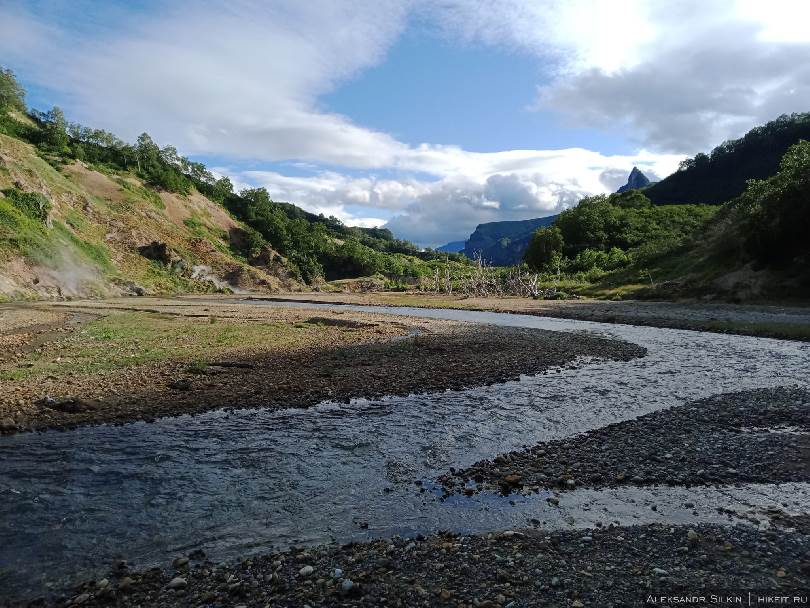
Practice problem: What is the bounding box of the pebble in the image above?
[172,556,189,569]
[118,576,135,590]
[333,568,343,578]
[169,378,192,391]
[341,578,355,593]
[652,568,669,576]
[71,593,90,605]
[166,576,187,590]
[299,565,314,576]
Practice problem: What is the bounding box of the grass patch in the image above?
[0,311,326,380]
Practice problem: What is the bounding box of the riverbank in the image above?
[0,298,644,434]
[11,520,809,607]
[255,292,810,341]
[441,386,810,496]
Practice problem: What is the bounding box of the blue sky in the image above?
[2,1,809,245]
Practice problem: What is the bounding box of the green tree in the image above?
[739,140,810,266]
[0,67,25,112]
[211,177,233,202]
[524,226,564,271]
[40,106,69,151]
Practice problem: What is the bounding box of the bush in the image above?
[2,188,51,223]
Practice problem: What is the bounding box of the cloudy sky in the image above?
[2,0,809,246]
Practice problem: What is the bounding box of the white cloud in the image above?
[436,0,810,153]
[2,0,808,243]
[230,149,681,245]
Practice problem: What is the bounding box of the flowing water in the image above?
[1,304,809,598]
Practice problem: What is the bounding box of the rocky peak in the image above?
[617,167,651,193]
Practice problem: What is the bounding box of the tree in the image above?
[211,177,233,202]
[40,106,69,151]
[524,226,564,271]
[0,67,25,112]
[136,132,159,173]
[739,140,810,266]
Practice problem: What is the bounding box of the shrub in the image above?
[2,188,51,223]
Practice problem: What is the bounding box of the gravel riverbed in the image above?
[9,521,809,607]
[0,300,644,434]
[441,387,810,496]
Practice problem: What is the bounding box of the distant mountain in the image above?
[463,216,557,266]
[616,167,652,193]
[436,240,465,253]
[646,112,810,205]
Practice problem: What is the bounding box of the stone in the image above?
[341,579,355,593]
[333,568,343,578]
[687,529,700,544]
[166,577,187,590]
[504,474,522,485]
[173,556,190,569]
[118,577,135,591]
[652,568,669,576]
[169,379,192,391]
[299,565,314,576]
[72,593,90,605]
[572,601,585,608]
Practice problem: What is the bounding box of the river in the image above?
[1,304,808,598]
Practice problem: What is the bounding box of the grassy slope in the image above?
[0,133,296,300]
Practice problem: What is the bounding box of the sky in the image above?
[1,0,809,246]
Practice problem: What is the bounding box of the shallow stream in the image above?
[1,304,808,598]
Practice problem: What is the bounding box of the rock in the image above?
[118,577,135,591]
[776,568,786,578]
[341,579,355,593]
[687,529,700,544]
[333,568,343,578]
[566,479,576,488]
[550,576,561,587]
[572,601,585,608]
[71,593,90,605]
[652,568,669,576]
[547,496,560,506]
[169,379,192,391]
[439,589,452,601]
[166,577,187,590]
[299,565,314,576]
[97,578,109,589]
[0,418,17,432]
[503,473,522,485]
[172,556,190,569]
[138,241,179,266]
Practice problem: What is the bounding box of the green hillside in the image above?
[0,68,466,300]
[646,112,810,205]
[523,140,810,302]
